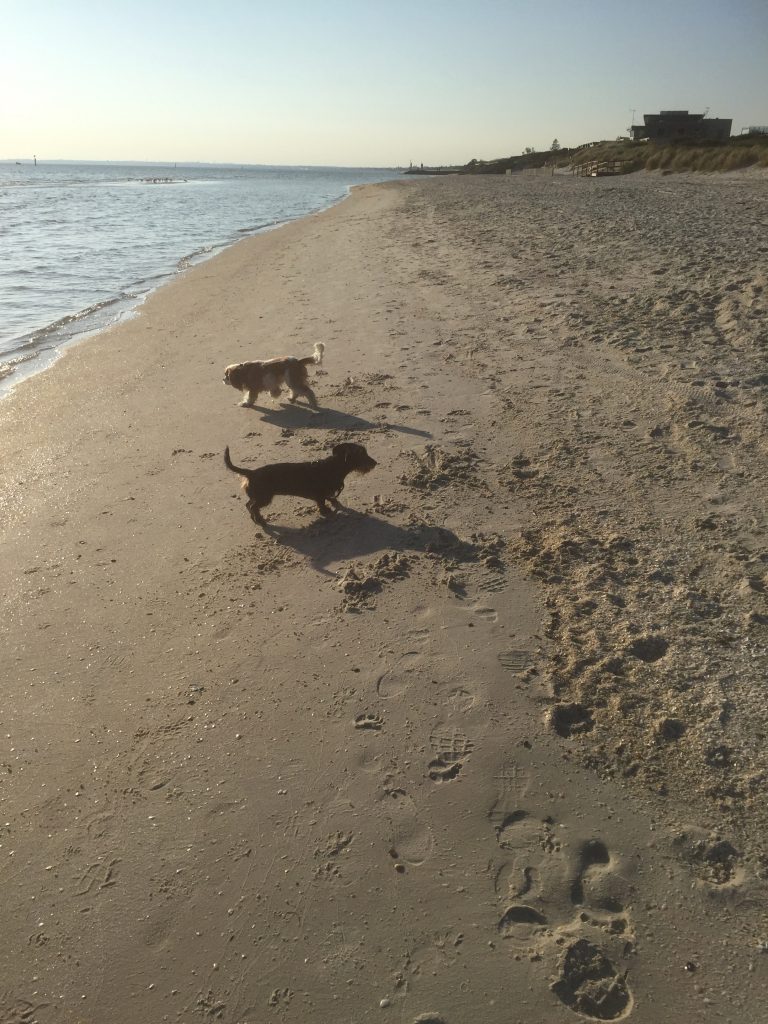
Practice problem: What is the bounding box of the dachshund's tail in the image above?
[299,342,325,366]
[224,446,251,478]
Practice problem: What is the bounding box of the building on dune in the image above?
[630,110,732,143]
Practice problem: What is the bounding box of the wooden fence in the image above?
[571,159,627,177]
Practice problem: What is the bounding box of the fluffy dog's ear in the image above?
[332,443,350,462]
[226,364,244,388]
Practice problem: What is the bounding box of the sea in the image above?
[0,161,401,395]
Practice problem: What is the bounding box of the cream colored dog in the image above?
[224,342,324,409]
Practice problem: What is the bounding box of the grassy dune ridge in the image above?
[462,132,768,175]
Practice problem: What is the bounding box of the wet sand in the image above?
[1,172,767,1023]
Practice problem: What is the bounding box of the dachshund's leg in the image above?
[246,495,273,528]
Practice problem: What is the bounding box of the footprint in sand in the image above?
[83,807,116,841]
[445,686,476,713]
[493,811,557,906]
[489,800,634,1020]
[376,650,424,699]
[427,726,474,782]
[492,762,534,802]
[495,810,557,857]
[406,625,432,645]
[387,796,434,867]
[498,647,534,674]
[551,938,633,1021]
[673,826,745,888]
[464,601,499,623]
[570,839,626,912]
[72,857,120,897]
[548,702,595,738]
[497,903,548,943]
[0,998,50,1023]
[477,570,508,595]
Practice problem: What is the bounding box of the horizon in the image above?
[4,1,767,167]
[1,158,402,169]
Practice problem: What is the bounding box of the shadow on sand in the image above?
[263,509,484,575]
[243,402,432,439]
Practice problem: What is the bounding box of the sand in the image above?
[1,171,767,1023]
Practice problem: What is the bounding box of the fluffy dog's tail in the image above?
[224,446,250,478]
[299,342,325,366]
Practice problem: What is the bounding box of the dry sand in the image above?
[1,172,767,1023]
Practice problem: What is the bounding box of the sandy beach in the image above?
[1,172,767,1023]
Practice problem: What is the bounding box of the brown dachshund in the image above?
[224,442,377,526]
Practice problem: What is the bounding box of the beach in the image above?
[1,171,767,1022]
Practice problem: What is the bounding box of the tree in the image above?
[523,146,536,154]
[550,138,561,151]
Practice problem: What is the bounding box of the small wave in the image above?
[39,297,123,334]
[127,272,170,291]
[2,294,130,362]
[0,349,45,381]
[237,222,276,234]
[177,246,214,270]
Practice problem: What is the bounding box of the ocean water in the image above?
[0,161,400,394]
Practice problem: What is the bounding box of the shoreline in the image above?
[1,169,398,400]
[1,173,766,1022]
[0,212,305,400]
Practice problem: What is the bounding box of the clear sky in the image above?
[2,0,767,166]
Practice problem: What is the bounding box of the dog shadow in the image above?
[266,509,483,575]
[244,402,431,439]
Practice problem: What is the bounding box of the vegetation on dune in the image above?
[464,148,574,174]
[460,132,768,176]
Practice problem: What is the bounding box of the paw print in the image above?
[354,712,384,731]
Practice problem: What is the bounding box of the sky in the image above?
[2,0,767,167]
